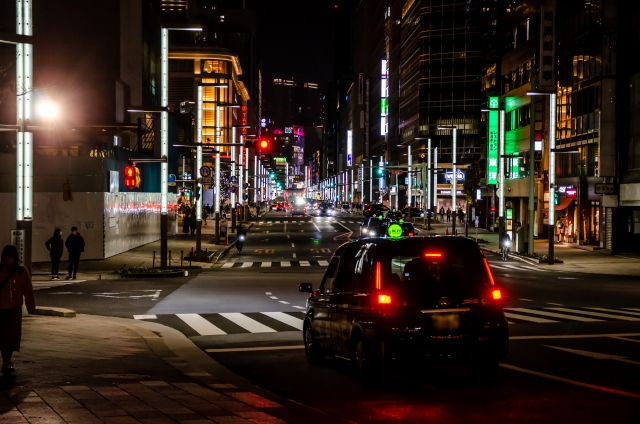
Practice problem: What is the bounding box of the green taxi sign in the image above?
[506,208,513,220]
[387,223,403,239]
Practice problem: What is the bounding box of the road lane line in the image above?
[299,261,311,266]
[623,308,640,312]
[269,296,278,299]
[505,308,602,322]
[510,333,640,340]
[281,261,291,267]
[503,265,522,270]
[222,262,235,268]
[504,312,559,323]
[134,315,157,320]
[241,262,253,268]
[292,306,305,309]
[312,222,321,232]
[206,345,304,353]
[587,308,640,317]
[293,253,297,258]
[610,336,640,343]
[177,314,226,336]
[318,260,329,266]
[520,265,548,272]
[291,243,295,247]
[261,312,304,330]
[219,313,277,333]
[261,262,271,268]
[278,301,290,305]
[518,298,534,302]
[499,363,640,399]
[546,303,564,306]
[265,292,272,295]
[287,235,290,239]
[544,307,640,321]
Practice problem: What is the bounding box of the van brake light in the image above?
[378,294,391,304]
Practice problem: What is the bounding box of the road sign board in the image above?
[200,166,212,178]
[595,183,614,195]
[201,177,212,184]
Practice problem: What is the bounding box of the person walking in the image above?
[446,208,451,223]
[202,206,208,225]
[0,245,36,375]
[555,217,564,242]
[45,228,64,280]
[189,212,197,235]
[65,227,85,280]
[457,208,464,224]
[439,208,444,223]
[182,210,191,234]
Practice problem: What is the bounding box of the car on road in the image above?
[341,204,351,213]
[291,202,307,217]
[362,204,389,218]
[316,204,333,216]
[359,217,390,238]
[386,209,403,221]
[401,207,425,219]
[298,237,508,380]
[380,221,418,237]
[274,202,286,212]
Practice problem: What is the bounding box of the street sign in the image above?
[200,166,212,178]
[10,230,24,265]
[595,183,614,195]
[168,174,176,183]
[566,188,577,198]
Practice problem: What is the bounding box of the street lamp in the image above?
[37,101,58,119]
[527,90,557,264]
[438,125,458,235]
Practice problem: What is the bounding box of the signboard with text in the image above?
[487,96,499,185]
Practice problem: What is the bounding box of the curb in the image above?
[33,306,76,317]
[99,270,189,280]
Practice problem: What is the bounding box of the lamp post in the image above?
[528,90,557,264]
[438,126,458,234]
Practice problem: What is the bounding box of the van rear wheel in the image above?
[304,325,324,364]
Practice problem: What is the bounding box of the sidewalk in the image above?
[419,220,640,276]
[31,217,251,282]
[0,313,329,424]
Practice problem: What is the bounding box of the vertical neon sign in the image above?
[487,96,499,185]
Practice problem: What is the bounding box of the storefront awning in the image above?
[555,197,574,211]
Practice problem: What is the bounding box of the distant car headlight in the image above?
[362,228,368,233]
[369,231,376,237]
[420,213,424,217]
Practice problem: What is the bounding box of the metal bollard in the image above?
[153,251,156,269]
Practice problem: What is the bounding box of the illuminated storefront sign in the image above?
[347,130,353,167]
[487,96,499,185]
[381,59,388,136]
[445,169,465,181]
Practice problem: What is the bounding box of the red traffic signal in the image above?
[124,166,140,189]
[259,139,269,149]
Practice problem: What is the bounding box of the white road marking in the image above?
[520,265,547,272]
[489,264,508,270]
[293,253,297,258]
[500,363,640,399]
[546,302,564,306]
[558,277,580,280]
[349,221,354,223]
[510,333,640,340]
[503,264,524,270]
[610,336,640,343]
[278,301,290,305]
[261,262,271,267]
[544,345,640,366]
[318,260,329,266]
[505,308,602,322]
[222,261,235,268]
[177,314,226,336]
[261,312,303,330]
[624,308,640,312]
[545,307,640,321]
[206,345,304,353]
[265,292,272,295]
[133,315,157,320]
[269,296,278,299]
[291,243,295,247]
[587,308,640,317]
[275,221,280,223]
[281,261,291,267]
[292,306,305,309]
[287,235,290,239]
[219,313,276,333]
[299,261,311,266]
[241,262,253,268]
[518,298,534,302]
[504,312,559,323]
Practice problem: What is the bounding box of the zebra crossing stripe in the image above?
[281,261,291,267]
[222,261,235,268]
[241,262,253,268]
[299,261,311,266]
[586,308,640,317]
[134,315,157,320]
[177,314,226,336]
[519,265,546,272]
[261,312,304,330]
[261,262,271,268]
[504,312,558,323]
[219,313,276,333]
[624,308,640,312]
[506,308,602,322]
[318,260,329,266]
[545,307,640,321]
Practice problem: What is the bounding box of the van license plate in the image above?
[431,314,460,331]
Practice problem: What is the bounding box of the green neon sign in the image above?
[487,96,499,185]
[506,208,513,220]
[387,223,403,239]
[274,157,287,163]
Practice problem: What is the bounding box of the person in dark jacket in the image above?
[189,213,197,235]
[65,227,85,280]
[45,228,64,280]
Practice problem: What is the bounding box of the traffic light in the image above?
[269,171,276,180]
[124,166,140,189]
[377,165,385,176]
[259,139,269,149]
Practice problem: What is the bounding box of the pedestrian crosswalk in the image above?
[488,263,549,273]
[258,220,360,224]
[134,306,640,337]
[504,307,640,324]
[134,311,306,336]
[221,260,329,269]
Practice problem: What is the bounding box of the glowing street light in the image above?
[37,101,58,119]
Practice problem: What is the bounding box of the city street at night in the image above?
[2,0,640,423]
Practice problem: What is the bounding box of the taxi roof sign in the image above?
[387,223,403,239]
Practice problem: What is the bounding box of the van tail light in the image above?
[408,232,415,237]
[491,289,501,300]
[378,294,391,304]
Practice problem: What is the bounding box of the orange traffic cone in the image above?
[446,227,449,235]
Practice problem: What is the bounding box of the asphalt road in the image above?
[35,210,640,423]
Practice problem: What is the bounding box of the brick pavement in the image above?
[0,313,312,424]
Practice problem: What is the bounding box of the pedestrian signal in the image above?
[124,166,141,189]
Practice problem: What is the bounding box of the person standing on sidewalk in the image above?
[0,245,36,375]
[65,226,85,280]
[45,228,64,280]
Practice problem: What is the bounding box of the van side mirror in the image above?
[299,283,313,293]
